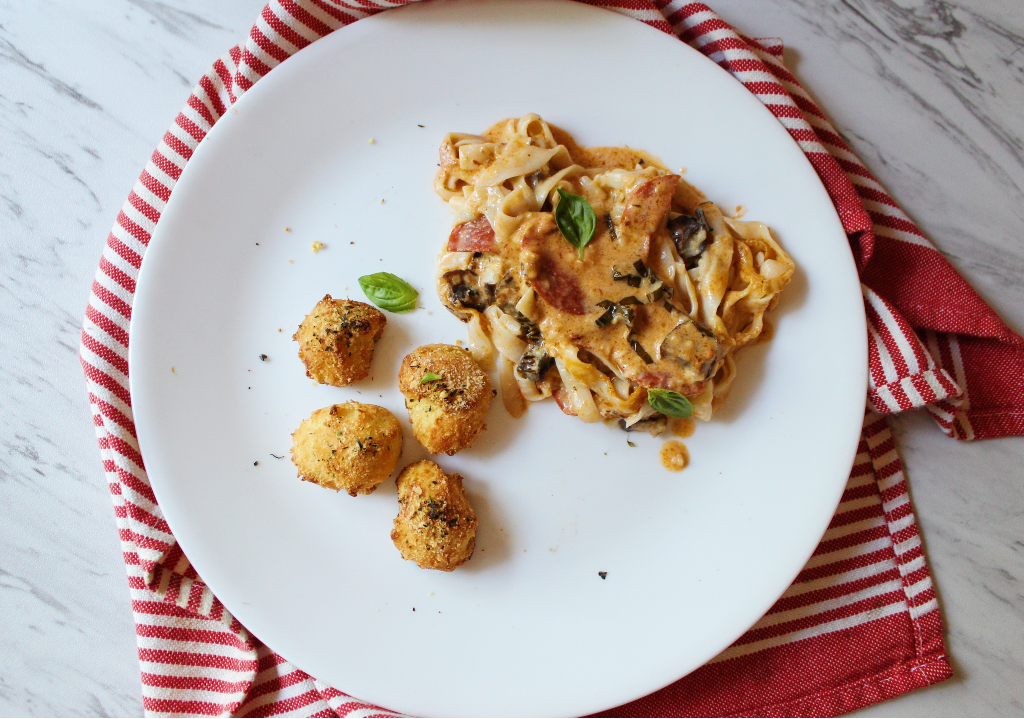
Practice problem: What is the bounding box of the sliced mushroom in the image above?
[448,217,497,252]
[492,272,522,314]
[668,209,710,269]
[618,414,667,436]
[516,340,554,382]
[659,317,719,384]
[441,270,493,317]
[501,305,541,342]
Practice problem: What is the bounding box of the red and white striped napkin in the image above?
[80,1,1024,716]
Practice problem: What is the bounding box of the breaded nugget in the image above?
[294,295,386,386]
[290,402,402,496]
[398,344,493,455]
[391,460,477,571]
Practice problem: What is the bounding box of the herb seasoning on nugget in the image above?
[290,402,402,496]
[392,460,477,571]
[294,295,386,386]
[398,344,493,455]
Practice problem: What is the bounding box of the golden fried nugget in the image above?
[398,344,493,455]
[391,460,477,571]
[293,295,386,386]
[290,402,402,496]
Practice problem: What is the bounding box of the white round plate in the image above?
[130,1,867,716]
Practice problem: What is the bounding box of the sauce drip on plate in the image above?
[670,417,696,438]
[660,440,689,472]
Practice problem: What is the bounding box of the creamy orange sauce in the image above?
[509,167,708,396]
[515,205,669,383]
[660,441,689,471]
[440,121,725,412]
[546,123,667,172]
[436,114,793,427]
[669,417,696,438]
[576,146,662,172]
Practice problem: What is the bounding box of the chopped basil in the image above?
[357,272,418,313]
[604,211,617,241]
[612,268,643,288]
[420,371,442,384]
[630,336,654,364]
[647,388,694,419]
[554,188,596,260]
[612,262,667,299]
[517,341,553,382]
[595,300,635,328]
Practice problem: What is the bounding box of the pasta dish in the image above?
[434,114,794,433]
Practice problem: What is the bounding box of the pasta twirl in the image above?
[434,114,795,433]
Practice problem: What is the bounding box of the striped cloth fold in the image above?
[80,1,1024,716]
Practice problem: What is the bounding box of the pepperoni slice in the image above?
[447,217,498,252]
[520,217,588,315]
[531,255,587,315]
[636,369,708,397]
[622,175,680,238]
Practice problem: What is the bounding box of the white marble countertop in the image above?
[1,0,1022,715]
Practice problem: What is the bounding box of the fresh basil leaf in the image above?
[357,272,418,313]
[420,371,442,384]
[554,188,597,260]
[647,388,693,419]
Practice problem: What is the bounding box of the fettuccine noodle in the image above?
[434,114,795,434]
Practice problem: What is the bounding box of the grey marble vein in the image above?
[124,0,230,38]
[742,0,1024,334]
[0,36,104,111]
[0,1,263,716]
[1,0,1022,716]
